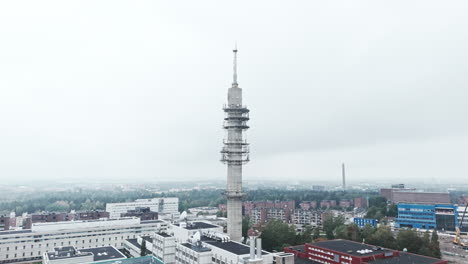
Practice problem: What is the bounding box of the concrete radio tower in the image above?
[221,46,250,241]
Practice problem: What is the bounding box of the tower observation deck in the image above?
[221,47,249,241]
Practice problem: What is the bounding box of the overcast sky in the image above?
[0,1,467,185]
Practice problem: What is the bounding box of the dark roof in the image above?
[180,222,218,230]
[80,246,126,261]
[126,238,152,255]
[157,232,172,238]
[367,252,445,264]
[294,257,321,264]
[126,238,140,248]
[311,240,392,257]
[203,238,269,256]
[142,236,152,242]
[181,242,212,252]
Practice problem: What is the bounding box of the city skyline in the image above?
[1,1,468,183]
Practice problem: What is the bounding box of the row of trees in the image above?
[255,214,441,259]
[0,189,226,215]
[259,219,313,252]
[365,196,397,221]
[1,188,381,215]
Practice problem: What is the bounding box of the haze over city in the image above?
[1,0,467,184]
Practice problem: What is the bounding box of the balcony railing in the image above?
[223,139,249,145]
[220,146,250,154]
[223,104,249,113]
[220,154,250,164]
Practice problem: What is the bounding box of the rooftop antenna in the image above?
[233,42,238,87]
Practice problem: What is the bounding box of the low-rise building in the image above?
[43,246,126,264]
[354,197,368,209]
[122,207,158,221]
[292,210,322,228]
[339,199,353,208]
[456,205,468,232]
[380,188,450,204]
[0,217,166,263]
[250,208,293,225]
[319,200,336,209]
[299,201,317,210]
[188,207,218,215]
[106,198,179,219]
[121,221,274,264]
[353,218,377,228]
[284,239,447,264]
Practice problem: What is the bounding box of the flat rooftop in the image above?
[202,237,268,256]
[126,239,152,255]
[311,240,392,257]
[367,252,444,264]
[176,222,219,230]
[80,246,126,262]
[47,246,90,261]
[156,232,172,238]
[0,229,32,236]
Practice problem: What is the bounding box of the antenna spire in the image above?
[233,43,238,86]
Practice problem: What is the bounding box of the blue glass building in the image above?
[354,218,377,227]
[395,203,458,231]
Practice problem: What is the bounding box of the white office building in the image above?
[106,198,179,219]
[42,246,126,264]
[125,221,274,264]
[0,217,166,264]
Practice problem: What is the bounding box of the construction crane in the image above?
[453,203,468,249]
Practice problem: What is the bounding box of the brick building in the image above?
[285,239,447,264]
[320,200,337,209]
[339,199,353,208]
[354,197,368,209]
[121,207,158,221]
[299,201,317,210]
[71,210,110,221]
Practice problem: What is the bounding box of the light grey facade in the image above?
[221,48,250,242]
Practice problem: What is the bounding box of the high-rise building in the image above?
[220,47,250,241]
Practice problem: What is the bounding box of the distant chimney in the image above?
[342,163,346,191]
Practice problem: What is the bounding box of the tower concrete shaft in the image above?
[221,48,249,241]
